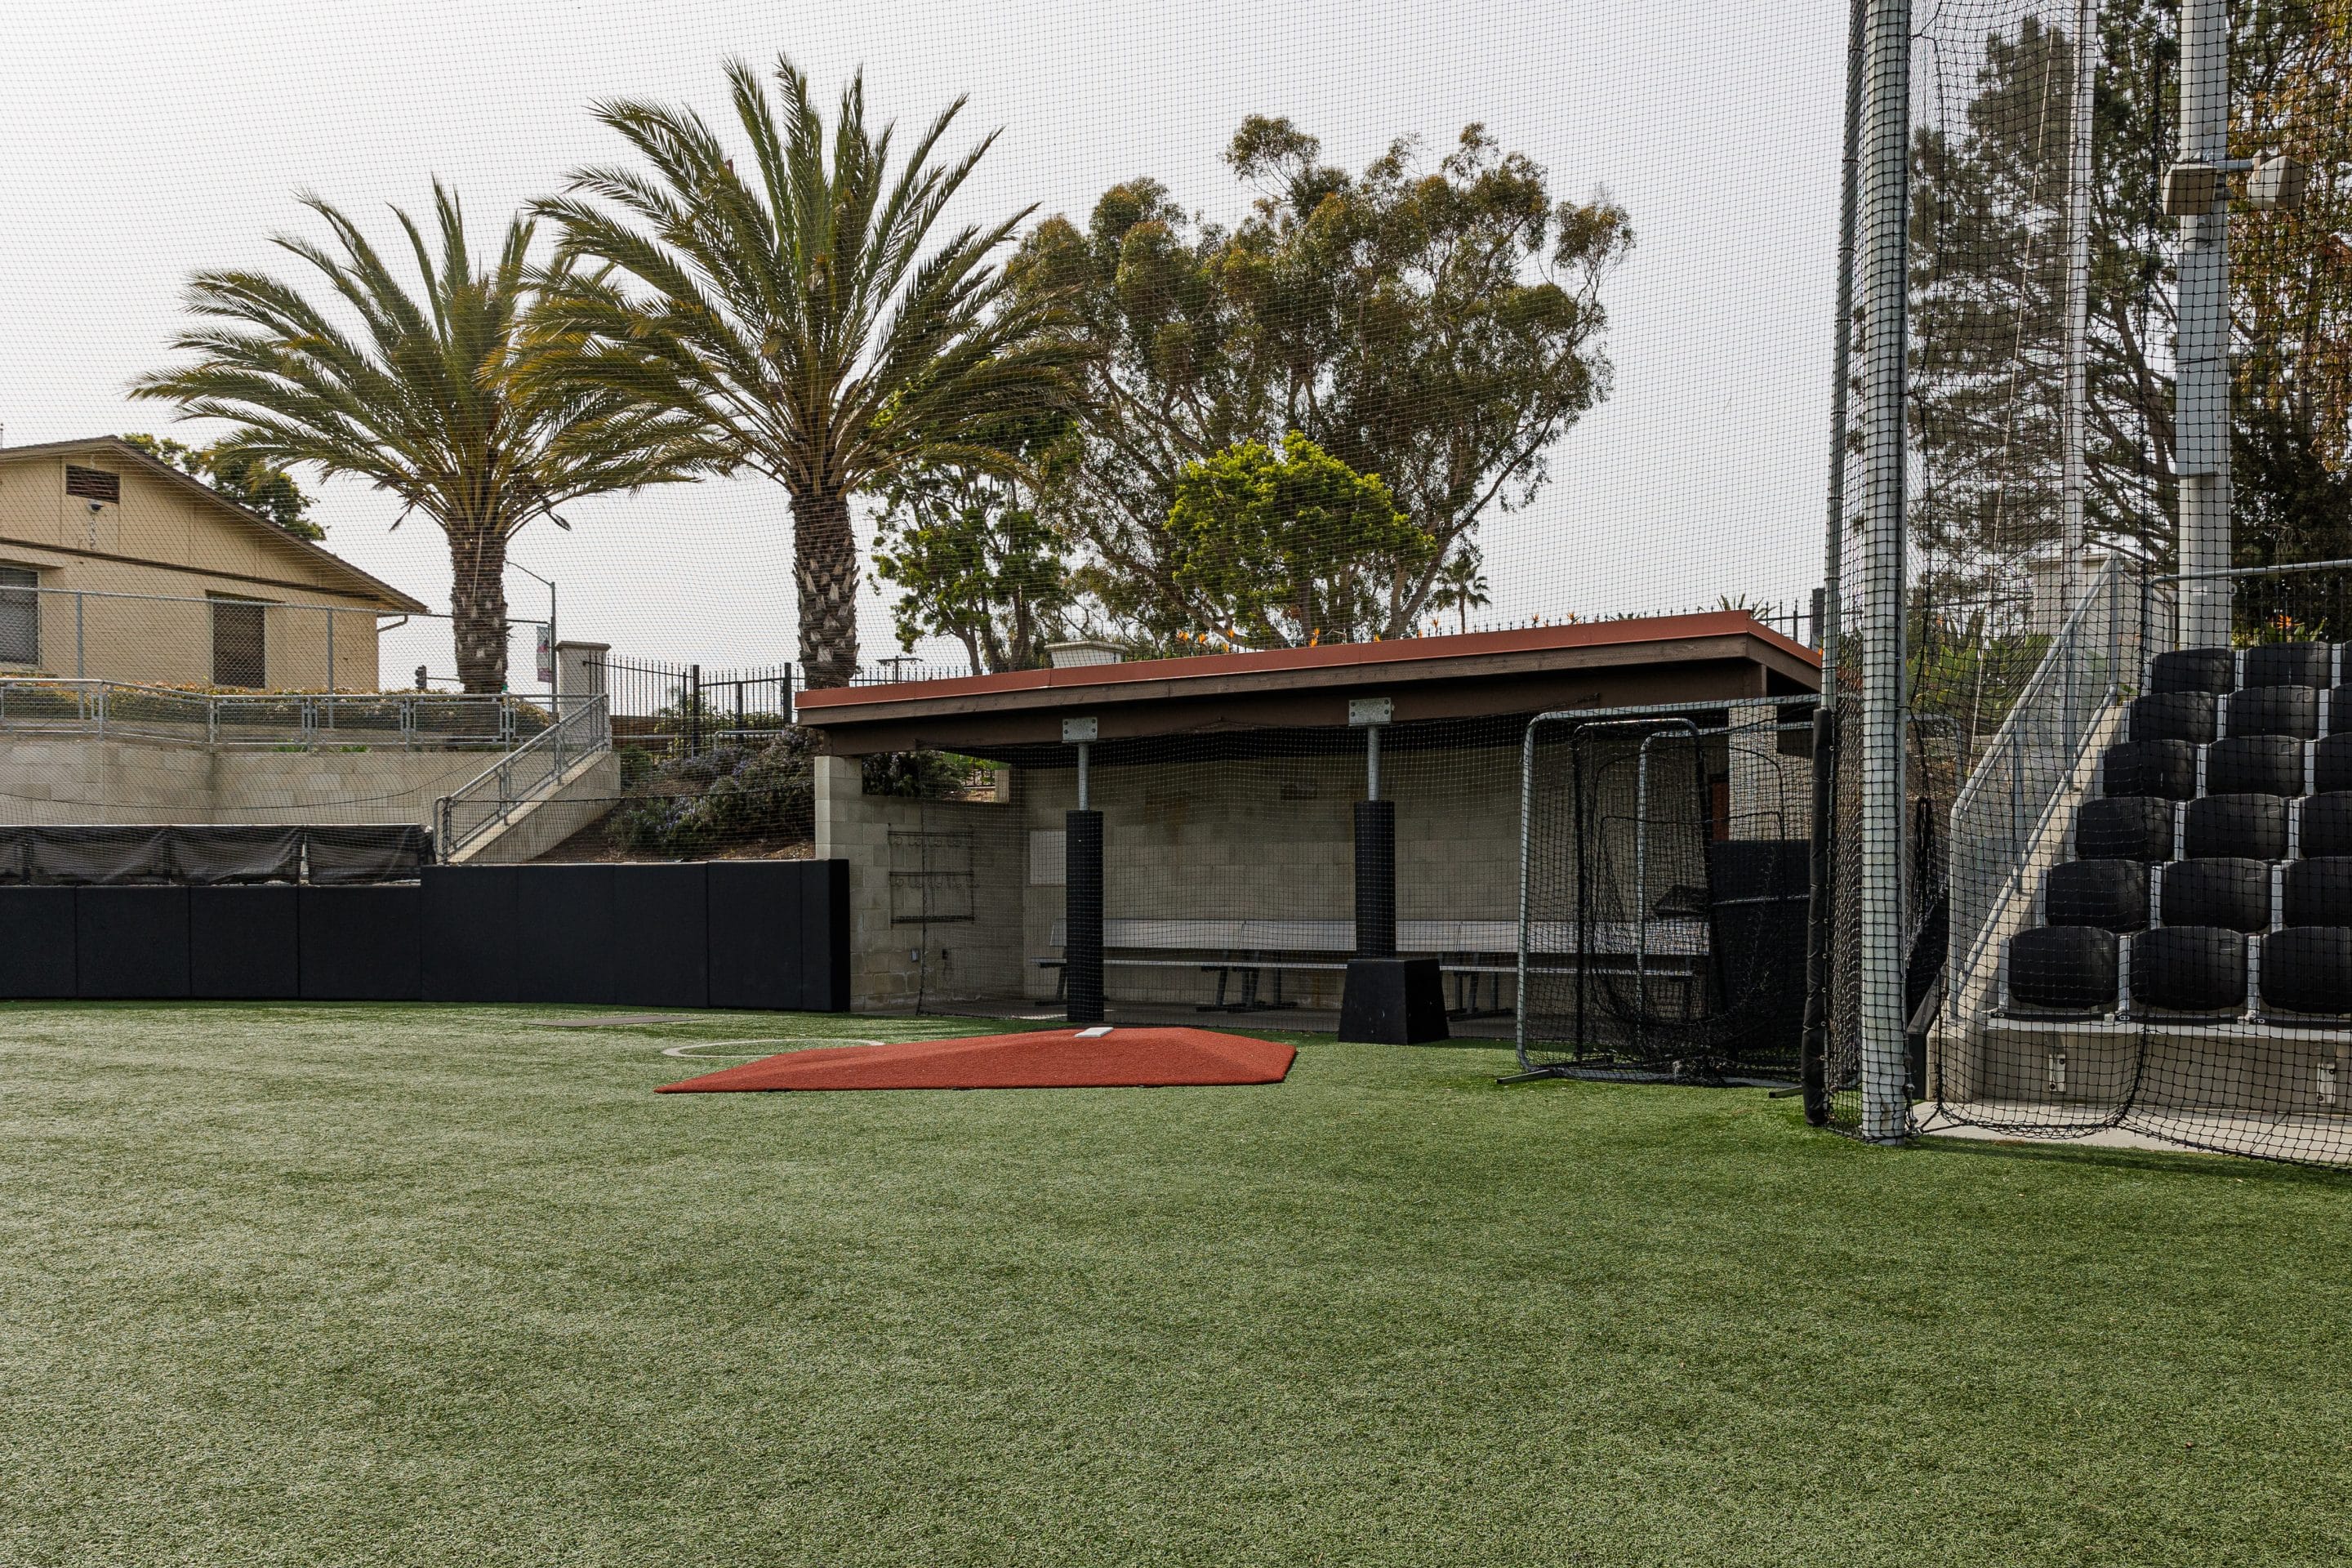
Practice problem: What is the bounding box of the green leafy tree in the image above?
[1018,118,1630,644]
[1904,0,2352,587]
[872,412,1077,673]
[119,433,322,539]
[133,185,715,691]
[528,56,1082,688]
[1164,431,1432,646]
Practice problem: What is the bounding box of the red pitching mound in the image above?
[656,1027,1295,1093]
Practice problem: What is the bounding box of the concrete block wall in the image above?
[817,755,1027,1011]
[0,737,500,826]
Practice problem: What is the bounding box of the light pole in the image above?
[508,559,557,708]
[2165,2,2310,648]
[2173,0,2233,648]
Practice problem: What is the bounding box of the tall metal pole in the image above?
[1821,0,1868,703]
[1802,0,1870,1125]
[2062,0,2102,613]
[2176,0,2232,647]
[1857,0,1913,1141]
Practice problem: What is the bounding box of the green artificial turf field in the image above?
[2,1003,2348,1566]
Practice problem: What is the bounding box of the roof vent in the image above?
[1046,639,1123,669]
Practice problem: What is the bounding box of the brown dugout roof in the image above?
[795,611,1821,755]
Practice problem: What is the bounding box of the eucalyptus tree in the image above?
[135,185,716,692]
[530,55,1078,687]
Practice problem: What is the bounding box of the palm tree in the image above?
[134,185,719,692]
[1430,546,1493,635]
[527,55,1079,688]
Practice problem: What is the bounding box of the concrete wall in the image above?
[0,454,388,688]
[816,755,1026,1011]
[0,736,498,826]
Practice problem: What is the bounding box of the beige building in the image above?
[0,437,425,691]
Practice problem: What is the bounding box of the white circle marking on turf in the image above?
[659,1036,892,1058]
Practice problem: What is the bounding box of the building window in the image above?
[210,595,267,688]
[0,567,37,665]
[64,466,120,504]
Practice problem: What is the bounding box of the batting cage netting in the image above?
[3,2,2347,1160]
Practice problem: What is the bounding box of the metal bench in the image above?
[1032,917,1710,1013]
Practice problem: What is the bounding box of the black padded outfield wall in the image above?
[0,860,850,1009]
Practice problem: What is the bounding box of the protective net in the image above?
[1819,0,2352,1163]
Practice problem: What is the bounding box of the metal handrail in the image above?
[1944,557,2141,1003]
[434,693,611,858]
[0,676,546,750]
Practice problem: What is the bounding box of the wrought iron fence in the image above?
[593,657,795,756]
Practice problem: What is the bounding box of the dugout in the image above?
[795,612,1820,1028]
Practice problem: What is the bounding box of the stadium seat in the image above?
[2128,926,2248,1015]
[2240,641,2333,689]
[2045,859,2149,931]
[2183,794,2290,861]
[2100,739,2197,800]
[2329,689,2352,740]
[2258,928,2352,1017]
[2281,858,2352,929]
[2317,733,2352,793]
[2157,857,2271,933]
[2129,691,2220,745]
[2149,647,2236,695]
[2225,685,2321,740]
[2203,734,2306,798]
[2301,793,2352,858]
[2076,796,2175,862]
[2007,926,2118,1014]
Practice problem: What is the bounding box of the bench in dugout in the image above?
[1034,917,1712,1014]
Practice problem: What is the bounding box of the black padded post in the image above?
[1065,808,1103,1024]
[1352,799,1397,958]
[1800,706,1837,1125]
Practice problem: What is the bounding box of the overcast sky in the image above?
[0,0,1850,684]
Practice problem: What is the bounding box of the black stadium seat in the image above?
[2281,858,2352,928]
[2204,734,2305,799]
[2183,794,2290,861]
[2129,926,2248,1014]
[2329,689,2352,740]
[2158,857,2271,933]
[2046,859,2149,931]
[2101,739,2197,800]
[2007,926,2118,1014]
[2241,641,2332,689]
[2317,734,2352,794]
[2301,793,2352,858]
[2129,692,2220,745]
[2259,928,2352,1017]
[2077,796,2175,862]
[2149,647,2236,694]
[2225,685,2321,740]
